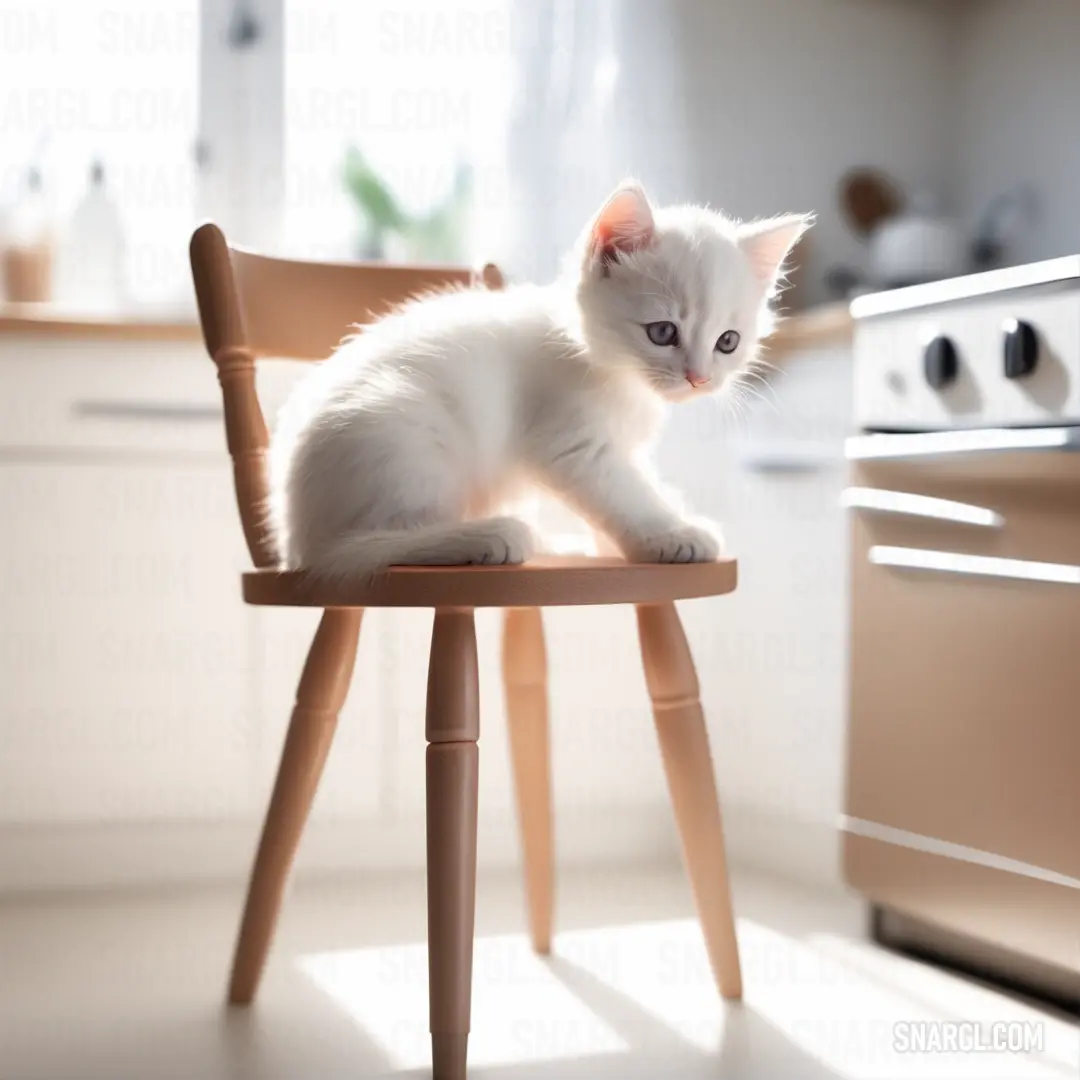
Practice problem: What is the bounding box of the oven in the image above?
[841,260,1080,1008]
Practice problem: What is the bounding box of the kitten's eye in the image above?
[715,330,741,354]
[645,321,679,347]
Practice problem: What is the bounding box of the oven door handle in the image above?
[842,487,1004,528]
[847,426,1080,461]
[869,545,1080,586]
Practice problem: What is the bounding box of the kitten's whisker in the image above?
[740,370,773,390]
[742,361,775,380]
[748,355,782,375]
[735,382,764,425]
[738,383,779,416]
[745,358,786,394]
[734,373,781,414]
[723,385,751,434]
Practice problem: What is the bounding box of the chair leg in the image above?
[501,607,554,954]
[426,608,480,1080]
[228,607,361,1005]
[636,601,743,1001]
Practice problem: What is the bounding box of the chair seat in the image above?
[242,554,737,608]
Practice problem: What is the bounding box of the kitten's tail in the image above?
[302,516,536,582]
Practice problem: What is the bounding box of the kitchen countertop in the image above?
[766,301,853,358]
[0,303,202,343]
[850,254,1080,319]
[0,300,854,356]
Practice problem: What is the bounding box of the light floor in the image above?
[0,865,1074,1079]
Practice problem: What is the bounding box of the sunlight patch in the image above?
[300,933,628,1070]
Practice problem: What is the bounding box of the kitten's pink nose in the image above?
[686,371,710,388]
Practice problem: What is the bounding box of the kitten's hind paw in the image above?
[625,522,722,564]
[459,516,536,566]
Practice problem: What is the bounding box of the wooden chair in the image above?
[189,223,743,1080]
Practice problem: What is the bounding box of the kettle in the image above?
[868,193,965,289]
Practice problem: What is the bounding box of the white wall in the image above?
[556,0,1080,292]
[951,0,1080,267]
[509,0,956,306]
[673,0,955,306]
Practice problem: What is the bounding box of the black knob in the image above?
[924,335,958,390]
[1003,319,1038,379]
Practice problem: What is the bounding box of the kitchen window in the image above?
[281,0,512,265]
[0,0,199,307]
[0,0,514,312]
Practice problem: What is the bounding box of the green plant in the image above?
[343,146,473,263]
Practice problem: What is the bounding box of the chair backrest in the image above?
[189,222,503,569]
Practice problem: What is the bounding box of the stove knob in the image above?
[1003,318,1038,379]
[923,335,958,390]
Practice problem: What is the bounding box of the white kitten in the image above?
[268,182,809,579]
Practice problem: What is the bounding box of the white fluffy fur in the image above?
[268,182,810,579]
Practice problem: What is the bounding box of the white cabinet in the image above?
[0,342,398,832]
[656,345,852,828]
[250,606,385,820]
[382,604,669,831]
[0,339,225,455]
[544,605,666,812]
[0,461,253,820]
[0,338,254,827]
[0,334,851,885]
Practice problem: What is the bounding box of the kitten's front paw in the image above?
[626,522,722,564]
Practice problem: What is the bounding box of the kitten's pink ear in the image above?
[738,214,812,291]
[589,182,656,264]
